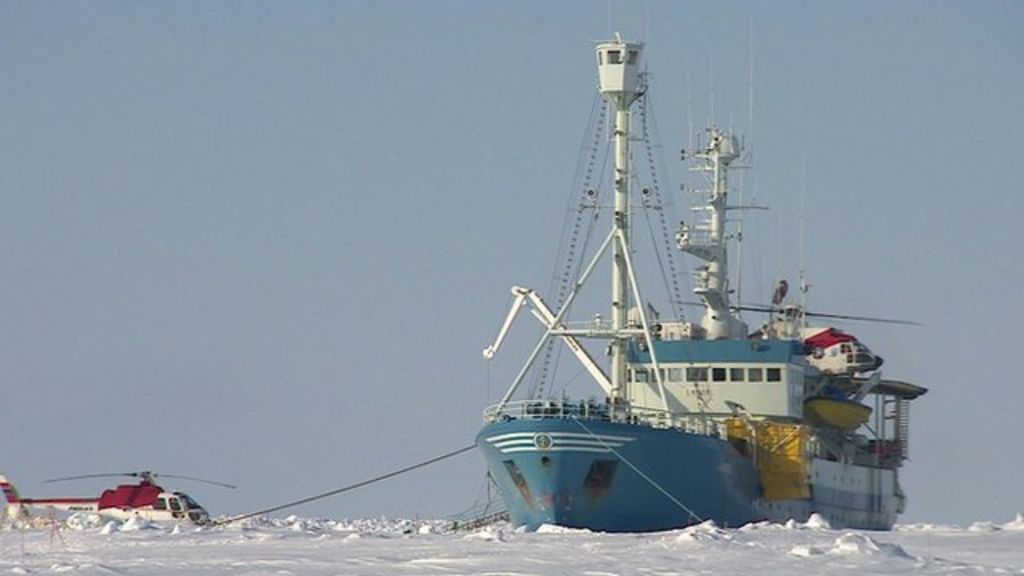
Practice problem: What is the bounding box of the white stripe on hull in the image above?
[485,431,636,454]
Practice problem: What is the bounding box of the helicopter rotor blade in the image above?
[681,301,921,326]
[730,304,775,314]
[798,310,922,326]
[45,472,140,483]
[155,474,236,490]
[46,471,236,489]
[734,303,921,325]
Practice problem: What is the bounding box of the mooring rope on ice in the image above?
[570,416,704,524]
[215,444,476,526]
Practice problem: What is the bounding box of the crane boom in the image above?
[483,286,612,396]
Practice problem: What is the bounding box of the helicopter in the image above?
[801,325,884,375]
[745,303,917,376]
[724,280,920,376]
[1,471,234,526]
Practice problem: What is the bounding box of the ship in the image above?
[475,34,926,532]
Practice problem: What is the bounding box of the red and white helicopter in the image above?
[743,280,919,376]
[801,325,884,375]
[1,471,234,526]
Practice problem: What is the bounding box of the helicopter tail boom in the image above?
[1,474,26,523]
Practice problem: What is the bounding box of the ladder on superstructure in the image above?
[896,398,911,459]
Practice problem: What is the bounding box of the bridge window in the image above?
[730,368,745,382]
[667,368,683,382]
[633,369,649,383]
[767,368,782,382]
[628,50,638,64]
[607,50,622,64]
[712,367,727,382]
[686,367,707,382]
[748,368,763,382]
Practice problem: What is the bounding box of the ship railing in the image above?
[482,399,732,439]
[483,399,615,423]
[857,439,904,469]
[809,433,904,470]
[651,410,735,438]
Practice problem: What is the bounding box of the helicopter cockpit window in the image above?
[180,494,201,510]
[169,498,182,512]
[153,497,168,511]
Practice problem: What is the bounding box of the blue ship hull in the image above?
[476,418,761,532]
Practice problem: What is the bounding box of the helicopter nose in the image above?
[853,353,883,372]
[188,509,210,524]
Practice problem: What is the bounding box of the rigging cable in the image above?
[570,417,703,524]
[214,444,476,526]
[531,94,609,399]
[637,91,687,319]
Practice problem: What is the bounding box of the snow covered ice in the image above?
[2,514,1024,575]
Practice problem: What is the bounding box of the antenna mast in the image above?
[678,129,749,340]
[799,154,808,330]
[737,18,755,315]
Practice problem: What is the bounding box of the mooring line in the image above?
[215,444,476,526]
[570,416,704,524]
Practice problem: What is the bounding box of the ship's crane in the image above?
[483,286,613,397]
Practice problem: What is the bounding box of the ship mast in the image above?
[678,129,749,339]
[484,35,669,414]
[596,34,645,399]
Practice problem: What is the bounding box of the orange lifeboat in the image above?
[804,397,872,430]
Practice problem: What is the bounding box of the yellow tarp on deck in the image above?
[727,418,810,501]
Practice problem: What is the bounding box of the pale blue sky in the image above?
[1,1,1022,524]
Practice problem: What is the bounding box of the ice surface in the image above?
[828,532,914,559]
[2,515,1023,575]
[804,512,832,530]
[673,519,734,543]
[1004,513,1024,531]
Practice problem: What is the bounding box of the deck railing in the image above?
[482,399,729,438]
